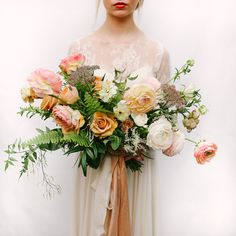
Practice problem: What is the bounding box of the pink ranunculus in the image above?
[59,53,85,75]
[194,141,218,164]
[59,85,79,104]
[162,131,185,157]
[52,105,85,134]
[27,68,62,98]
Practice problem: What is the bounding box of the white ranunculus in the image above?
[131,113,148,127]
[113,100,130,121]
[147,117,173,150]
[162,131,185,156]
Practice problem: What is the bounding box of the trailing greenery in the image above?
[18,105,51,120]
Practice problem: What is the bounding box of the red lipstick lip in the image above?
[114,2,127,6]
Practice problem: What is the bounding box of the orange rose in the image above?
[90,112,118,138]
[59,85,79,104]
[40,95,58,111]
[124,84,156,114]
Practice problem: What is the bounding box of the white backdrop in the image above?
[0,0,236,235]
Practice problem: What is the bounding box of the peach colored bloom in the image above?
[93,76,103,92]
[124,84,156,114]
[40,95,58,111]
[52,105,85,134]
[20,86,37,103]
[194,141,217,164]
[163,131,185,157]
[27,68,62,98]
[90,112,118,139]
[59,54,85,75]
[121,119,134,133]
[59,85,79,104]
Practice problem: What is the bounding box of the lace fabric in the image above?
[68,33,171,84]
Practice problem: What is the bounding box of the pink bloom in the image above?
[59,54,85,75]
[163,131,185,157]
[52,105,85,134]
[194,141,218,164]
[27,68,62,98]
[59,85,79,104]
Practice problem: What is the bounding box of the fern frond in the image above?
[63,131,91,147]
[84,93,110,116]
[23,130,63,148]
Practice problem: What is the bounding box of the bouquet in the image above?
[4,53,217,195]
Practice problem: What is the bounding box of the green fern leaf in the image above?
[23,130,63,148]
[63,131,91,147]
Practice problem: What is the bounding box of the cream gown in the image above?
[67,32,171,236]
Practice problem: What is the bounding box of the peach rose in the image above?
[121,119,134,133]
[20,86,37,103]
[52,105,85,134]
[59,85,79,104]
[163,131,185,157]
[194,141,217,164]
[124,84,156,114]
[40,95,58,111]
[27,68,62,98]
[90,112,118,138]
[59,54,85,75]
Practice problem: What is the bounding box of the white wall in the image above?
[0,0,235,235]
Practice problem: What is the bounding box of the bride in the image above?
[68,0,171,235]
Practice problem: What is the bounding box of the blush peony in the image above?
[52,105,85,134]
[162,131,185,156]
[27,68,62,97]
[59,54,85,75]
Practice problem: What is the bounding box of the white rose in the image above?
[113,100,130,121]
[147,117,173,150]
[131,113,148,127]
[162,131,185,156]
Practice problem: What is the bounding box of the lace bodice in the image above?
[67,33,171,84]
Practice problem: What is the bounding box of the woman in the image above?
[68,1,171,235]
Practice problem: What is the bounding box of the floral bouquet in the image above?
[4,53,217,194]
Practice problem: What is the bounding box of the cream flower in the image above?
[20,86,37,103]
[147,117,173,150]
[131,113,148,127]
[113,100,130,121]
[99,79,118,102]
[124,84,156,114]
[182,84,195,102]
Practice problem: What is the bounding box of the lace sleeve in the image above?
[153,44,171,84]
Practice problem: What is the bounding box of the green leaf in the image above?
[110,136,121,150]
[80,151,87,176]
[85,148,95,160]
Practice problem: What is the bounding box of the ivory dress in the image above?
[68,32,171,236]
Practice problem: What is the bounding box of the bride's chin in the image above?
[109,11,132,18]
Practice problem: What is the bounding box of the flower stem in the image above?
[185,138,198,145]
